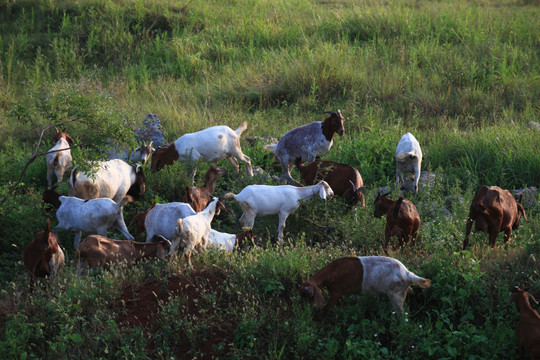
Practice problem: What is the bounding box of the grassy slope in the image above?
[0,0,539,358]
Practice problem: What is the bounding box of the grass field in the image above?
[0,0,539,358]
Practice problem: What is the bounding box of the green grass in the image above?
[0,0,539,358]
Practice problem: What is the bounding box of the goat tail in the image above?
[116,195,134,210]
[408,272,431,288]
[70,165,79,184]
[235,121,248,137]
[223,192,236,200]
[396,151,416,161]
[264,144,277,153]
[392,197,404,219]
[517,202,528,222]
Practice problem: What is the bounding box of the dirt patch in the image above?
[116,268,234,359]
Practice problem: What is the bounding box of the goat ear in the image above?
[313,286,325,309]
[319,185,327,200]
[528,292,539,305]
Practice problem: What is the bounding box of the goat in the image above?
[54,193,134,248]
[76,235,171,271]
[128,204,156,238]
[171,197,223,268]
[46,129,74,188]
[463,185,528,249]
[23,219,65,287]
[208,228,255,251]
[374,194,421,251]
[265,111,344,186]
[395,133,422,195]
[108,140,154,164]
[68,159,146,202]
[223,181,334,242]
[299,256,431,314]
[295,158,364,211]
[150,123,253,181]
[508,286,540,360]
[183,165,226,212]
[144,202,197,242]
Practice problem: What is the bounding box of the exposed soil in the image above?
[116,268,235,359]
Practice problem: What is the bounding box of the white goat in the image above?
[46,130,74,188]
[299,256,431,314]
[171,198,222,268]
[224,181,334,241]
[144,202,197,242]
[395,132,423,195]
[208,229,254,251]
[150,122,253,181]
[265,111,344,186]
[54,195,134,248]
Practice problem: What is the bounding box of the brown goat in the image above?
[299,256,430,314]
[23,219,65,286]
[183,166,226,212]
[295,159,365,210]
[508,286,540,360]
[76,235,171,270]
[374,194,420,251]
[463,185,527,249]
[128,204,156,238]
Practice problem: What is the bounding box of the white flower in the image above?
[374,333,378,337]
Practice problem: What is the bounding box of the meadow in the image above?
[0,0,539,358]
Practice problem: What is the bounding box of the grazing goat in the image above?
[68,159,146,202]
[183,166,226,212]
[76,235,171,270]
[208,229,255,251]
[128,204,156,238]
[224,181,334,241]
[299,256,431,314]
[150,123,253,181]
[46,129,74,188]
[508,286,540,360]
[108,140,154,164]
[395,133,422,195]
[295,159,365,211]
[23,219,65,286]
[171,198,222,268]
[265,111,344,186]
[463,185,527,249]
[54,194,134,248]
[144,202,197,242]
[374,194,421,251]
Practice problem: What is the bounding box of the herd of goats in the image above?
[21,111,539,358]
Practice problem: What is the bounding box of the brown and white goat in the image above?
[76,235,171,270]
[374,194,421,251]
[23,219,65,286]
[299,256,430,314]
[183,165,226,212]
[150,123,253,181]
[463,185,527,249]
[508,286,540,360]
[295,159,365,210]
[265,110,345,186]
[46,129,74,188]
